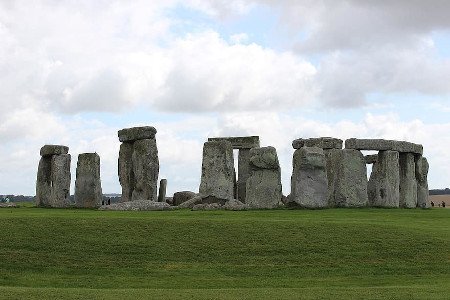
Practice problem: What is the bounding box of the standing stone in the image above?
[416,156,430,208]
[368,151,400,207]
[245,147,282,209]
[290,147,328,208]
[74,153,102,208]
[118,142,134,203]
[50,154,71,208]
[132,139,159,201]
[199,140,234,201]
[238,149,251,203]
[331,149,368,207]
[36,156,52,207]
[399,153,417,208]
[158,179,167,202]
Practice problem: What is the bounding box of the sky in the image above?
[1,0,450,196]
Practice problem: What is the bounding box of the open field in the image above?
[0,207,449,299]
[429,195,450,208]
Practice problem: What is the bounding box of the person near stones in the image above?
[431,201,434,207]
[108,198,111,205]
[442,201,446,208]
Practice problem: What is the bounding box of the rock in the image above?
[290,147,328,208]
[173,191,197,206]
[36,156,52,207]
[237,148,251,203]
[292,137,343,150]
[118,126,157,143]
[132,139,159,201]
[0,203,17,208]
[368,151,400,207]
[249,146,279,169]
[345,138,423,155]
[165,197,173,205]
[74,153,102,208]
[364,154,378,164]
[199,140,235,201]
[416,156,430,208]
[50,154,72,208]
[192,203,222,211]
[223,199,248,210]
[330,149,368,207]
[40,145,69,157]
[178,195,203,208]
[118,142,134,203]
[207,136,260,149]
[158,179,167,202]
[99,200,170,211]
[399,153,417,208]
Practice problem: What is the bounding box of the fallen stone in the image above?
[158,179,167,202]
[292,137,343,150]
[416,156,430,208]
[399,153,417,208]
[207,136,260,149]
[50,154,72,208]
[192,203,222,211]
[364,154,378,164]
[178,195,203,209]
[223,199,248,210]
[368,151,400,208]
[118,142,134,203]
[173,191,197,206]
[0,203,17,208]
[165,197,173,205]
[74,153,103,208]
[345,138,423,155]
[40,145,69,157]
[118,126,157,142]
[99,200,170,211]
[132,139,159,201]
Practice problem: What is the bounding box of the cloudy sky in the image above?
[1,0,450,196]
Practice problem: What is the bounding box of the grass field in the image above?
[0,207,449,299]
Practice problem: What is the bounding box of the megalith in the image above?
[199,140,235,201]
[399,153,417,208]
[368,150,400,207]
[290,146,328,208]
[74,153,102,208]
[36,145,71,208]
[330,149,368,207]
[117,126,159,202]
[416,156,430,208]
[158,179,167,202]
[245,146,282,208]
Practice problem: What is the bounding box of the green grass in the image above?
[0,207,449,299]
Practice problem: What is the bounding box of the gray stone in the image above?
[36,156,52,207]
[292,137,343,150]
[237,149,251,203]
[207,136,260,149]
[324,149,338,206]
[399,153,417,208]
[74,153,102,208]
[165,197,173,205]
[178,195,203,208]
[290,147,328,208]
[173,191,197,206]
[40,145,69,157]
[368,151,400,207]
[364,154,378,164]
[131,139,159,201]
[416,156,430,208]
[249,146,280,169]
[99,200,170,211]
[118,142,134,203]
[50,154,72,208]
[199,141,235,201]
[158,179,167,202]
[330,149,368,207]
[223,199,248,211]
[118,126,157,143]
[192,203,222,211]
[345,138,423,155]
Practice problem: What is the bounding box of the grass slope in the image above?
[0,207,449,299]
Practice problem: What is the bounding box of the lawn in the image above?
[0,207,449,299]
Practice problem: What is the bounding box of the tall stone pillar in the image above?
[399,153,417,208]
[368,150,400,207]
[75,153,102,208]
[416,156,430,208]
[158,179,167,202]
[237,149,251,203]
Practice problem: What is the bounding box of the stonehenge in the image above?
[75,153,102,208]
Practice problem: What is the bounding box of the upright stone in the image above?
[118,142,134,202]
[245,147,282,208]
[399,153,417,208]
[36,156,52,207]
[199,140,234,201]
[416,156,430,208]
[290,147,328,208]
[50,154,71,207]
[237,149,251,203]
[368,150,400,207]
[132,139,159,201]
[74,153,102,208]
[158,179,167,202]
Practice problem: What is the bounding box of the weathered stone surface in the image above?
[237,149,251,203]
[36,156,52,207]
[345,138,423,155]
[75,153,102,208]
[132,139,159,201]
[118,126,157,142]
[99,200,170,211]
[416,156,430,208]
[192,203,222,211]
[199,141,234,201]
[292,137,343,150]
[364,154,378,164]
[290,147,328,208]
[245,147,282,209]
[158,179,167,202]
[223,199,248,210]
[118,142,134,203]
[330,149,368,207]
[40,145,69,157]
[207,136,260,149]
[368,151,400,207]
[178,195,202,208]
[0,203,17,208]
[173,191,197,206]
[399,153,417,208]
[324,149,338,206]
[50,154,72,208]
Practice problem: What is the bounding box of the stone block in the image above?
[75,153,102,208]
[237,149,251,203]
[173,191,197,206]
[416,156,430,208]
[399,153,417,208]
[50,154,72,208]
[158,179,167,202]
[132,139,159,201]
[118,142,134,202]
[345,138,423,154]
[207,136,260,149]
[368,151,400,207]
[36,156,52,207]
[40,145,69,157]
[118,126,157,142]
[292,137,343,150]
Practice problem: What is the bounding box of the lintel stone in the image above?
[345,138,423,154]
[118,126,157,142]
[40,145,69,157]
[207,136,260,149]
[292,137,343,150]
